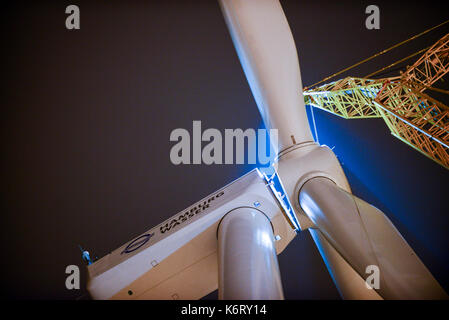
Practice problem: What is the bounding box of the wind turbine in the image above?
[85,0,448,300]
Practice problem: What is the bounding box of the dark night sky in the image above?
[1,0,448,300]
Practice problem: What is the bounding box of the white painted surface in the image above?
[87,169,295,299]
[218,207,284,300]
[218,0,314,151]
[300,177,448,299]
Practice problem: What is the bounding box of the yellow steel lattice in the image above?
[303,33,449,169]
[401,33,449,90]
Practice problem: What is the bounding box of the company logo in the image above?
[160,191,224,234]
[121,233,155,255]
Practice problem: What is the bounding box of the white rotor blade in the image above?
[218,0,314,152]
[300,177,448,299]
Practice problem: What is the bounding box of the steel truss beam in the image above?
[303,33,449,169]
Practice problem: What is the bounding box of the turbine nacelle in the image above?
[86,169,295,299]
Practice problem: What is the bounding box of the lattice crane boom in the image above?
[402,33,449,89]
[304,33,449,169]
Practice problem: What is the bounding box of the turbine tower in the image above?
[85,0,448,300]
